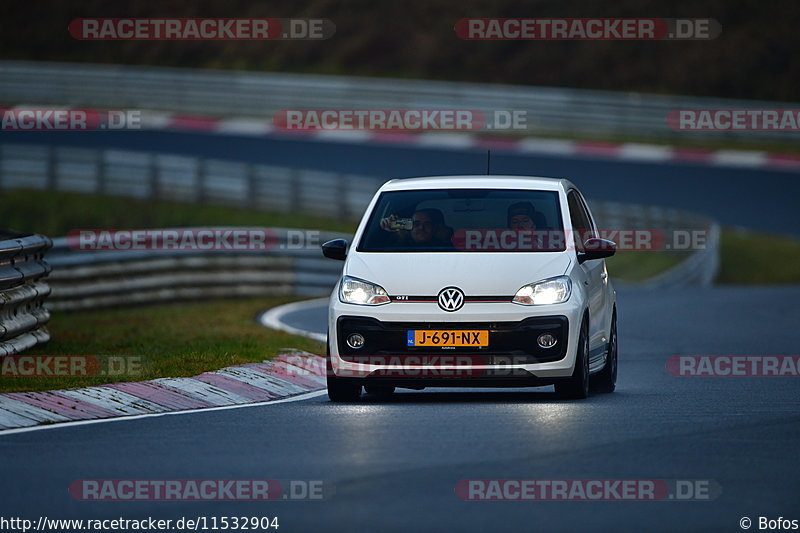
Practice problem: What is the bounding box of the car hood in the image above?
[344,252,572,296]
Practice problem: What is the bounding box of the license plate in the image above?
[407,330,489,347]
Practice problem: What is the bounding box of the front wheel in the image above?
[327,339,361,402]
[592,312,617,393]
[327,374,362,402]
[555,318,590,400]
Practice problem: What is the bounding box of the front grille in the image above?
[337,315,569,364]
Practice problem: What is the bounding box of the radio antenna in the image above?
[486,150,491,175]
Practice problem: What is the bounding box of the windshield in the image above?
[357,188,565,252]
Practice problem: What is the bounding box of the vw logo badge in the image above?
[437,287,465,312]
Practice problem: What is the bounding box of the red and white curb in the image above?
[137,111,800,172]
[0,350,326,433]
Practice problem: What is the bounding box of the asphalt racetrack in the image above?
[1,286,799,532]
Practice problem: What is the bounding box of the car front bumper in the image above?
[327,294,585,385]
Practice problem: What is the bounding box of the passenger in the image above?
[507,201,538,230]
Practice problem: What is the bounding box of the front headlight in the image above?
[513,276,572,305]
[339,276,390,305]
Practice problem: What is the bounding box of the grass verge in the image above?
[0,189,359,237]
[0,297,324,394]
[607,229,800,284]
[717,228,800,284]
[605,251,689,282]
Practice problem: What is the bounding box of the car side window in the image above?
[567,190,593,251]
[575,191,598,235]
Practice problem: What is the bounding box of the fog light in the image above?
[346,333,365,349]
[537,333,557,349]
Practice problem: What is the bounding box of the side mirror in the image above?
[577,238,616,263]
[321,239,348,261]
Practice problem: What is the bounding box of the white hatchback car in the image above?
[322,176,618,401]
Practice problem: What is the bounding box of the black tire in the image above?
[592,312,617,393]
[327,375,362,402]
[555,318,590,400]
[364,385,396,396]
[326,337,361,402]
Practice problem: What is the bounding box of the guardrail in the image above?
[45,229,348,311]
[643,223,720,288]
[1,60,798,143]
[591,202,720,288]
[0,144,382,220]
[0,232,52,355]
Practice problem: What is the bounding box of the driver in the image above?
[380,208,452,246]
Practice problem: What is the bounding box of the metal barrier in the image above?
[590,202,720,288]
[1,60,798,143]
[45,229,347,310]
[642,223,721,288]
[0,144,382,220]
[0,232,52,355]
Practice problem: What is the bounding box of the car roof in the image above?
[379,175,574,192]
